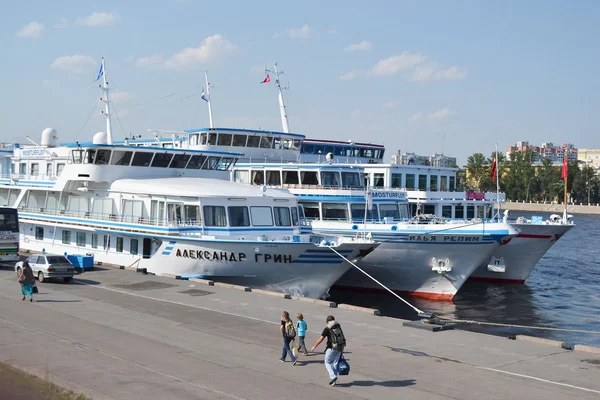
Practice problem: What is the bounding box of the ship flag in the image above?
[93,63,104,82]
[561,153,568,180]
[201,89,209,102]
[261,74,271,84]
[490,157,497,182]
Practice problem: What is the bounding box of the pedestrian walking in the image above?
[279,311,298,365]
[310,315,346,386]
[18,261,36,302]
[296,313,308,356]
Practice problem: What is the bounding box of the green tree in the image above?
[503,149,535,201]
[537,157,560,202]
[465,153,488,191]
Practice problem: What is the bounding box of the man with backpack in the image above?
[279,311,298,365]
[310,315,346,386]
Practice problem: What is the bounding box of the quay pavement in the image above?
[0,266,599,400]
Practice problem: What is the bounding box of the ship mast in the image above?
[266,63,290,133]
[204,71,214,129]
[100,57,113,145]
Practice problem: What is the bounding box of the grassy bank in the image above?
[0,361,91,400]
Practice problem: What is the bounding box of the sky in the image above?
[1,0,599,165]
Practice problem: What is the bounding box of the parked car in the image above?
[15,254,75,283]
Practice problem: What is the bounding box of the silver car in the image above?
[15,254,75,283]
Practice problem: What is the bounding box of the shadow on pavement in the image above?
[34,300,82,303]
[337,379,416,388]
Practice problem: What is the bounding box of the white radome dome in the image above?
[93,131,108,144]
[41,128,59,147]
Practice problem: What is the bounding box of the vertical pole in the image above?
[495,144,500,222]
[101,58,113,145]
[563,154,568,223]
[205,71,214,129]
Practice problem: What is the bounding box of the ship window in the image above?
[379,204,400,219]
[266,170,281,185]
[200,132,208,145]
[76,232,86,247]
[251,170,264,185]
[228,206,250,227]
[405,174,416,189]
[103,235,110,250]
[290,207,299,225]
[116,237,124,252]
[320,171,340,187]
[300,202,319,219]
[56,163,65,176]
[423,205,435,214]
[466,206,475,219]
[259,136,273,149]
[189,133,199,146]
[250,206,273,226]
[322,203,348,220]
[232,134,247,147]
[91,234,98,248]
[217,157,234,171]
[274,207,291,226]
[184,205,200,224]
[61,230,71,244]
[341,172,361,188]
[84,149,96,164]
[455,206,464,219]
[399,204,410,219]
[30,163,39,176]
[300,171,318,185]
[293,139,302,150]
[350,204,378,221]
[95,150,111,165]
[186,155,207,169]
[217,134,232,146]
[46,164,52,176]
[169,153,191,168]
[429,175,438,191]
[130,239,139,255]
[111,150,133,166]
[167,203,183,224]
[151,152,173,168]
[282,171,299,184]
[449,176,456,191]
[208,133,217,145]
[247,136,260,148]
[35,227,44,240]
[391,174,402,188]
[204,156,221,170]
[203,206,227,227]
[418,175,427,190]
[233,170,250,184]
[440,176,448,191]
[374,173,385,188]
[71,150,84,164]
[131,152,154,167]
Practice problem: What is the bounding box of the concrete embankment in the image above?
[0,266,599,400]
[502,201,600,215]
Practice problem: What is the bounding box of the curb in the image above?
[162,273,182,280]
[188,278,215,286]
[573,344,600,355]
[251,288,292,299]
[337,304,381,316]
[291,296,336,308]
[515,335,570,349]
[212,282,252,292]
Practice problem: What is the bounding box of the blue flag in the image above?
[201,89,208,102]
[94,63,104,82]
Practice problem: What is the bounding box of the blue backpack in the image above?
[338,354,350,376]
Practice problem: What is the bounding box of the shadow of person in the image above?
[337,379,416,388]
[34,300,82,303]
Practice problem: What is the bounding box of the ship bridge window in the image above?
[300,202,319,219]
[247,136,260,148]
[252,170,264,185]
[374,173,385,188]
[204,156,221,170]
[151,152,174,168]
[274,207,292,226]
[111,151,133,166]
[322,203,348,220]
[208,133,217,145]
[169,153,191,168]
[71,149,84,164]
[350,203,379,221]
[399,204,410,219]
[260,136,273,149]
[84,149,96,164]
[300,171,319,185]
[95,150,111,165]
[217,134,232,146]
[266,170,281,185]
[189,133,199,146]
[199,132,208,145]
[228,206,250,227]
[250,206,273,226]
[292,139,302,151]
[273,137,283,149]
[217,157,234,171]
[378,204,400,219]
[203,205,227,227]
[282,170,299,184]
[232,134,247,147]
[291,207,299,225]
[234,170,250,184]
[131,152,154,167]
[320,171,340,187]
[186,154,207,169]
[342,172,361,187]
[281,138,293,150]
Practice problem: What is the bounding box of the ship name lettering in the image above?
[254,253,293,263]
[175,249,247,262]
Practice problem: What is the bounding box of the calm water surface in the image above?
[329,212,600,347]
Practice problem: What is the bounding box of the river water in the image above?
[329,212,600,347]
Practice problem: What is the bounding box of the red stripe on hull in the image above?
[516,234,553,239]
[332,285,455,302]
[468,276,525,284]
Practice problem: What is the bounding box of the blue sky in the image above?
[2,0,599,165]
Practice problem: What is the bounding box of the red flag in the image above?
[490,159,497,182]
[561,153,568,180]
[261,74,270,84]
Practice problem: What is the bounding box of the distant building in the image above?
[395,152,457,168]
[506,141,578,165]
[577,148,600,174]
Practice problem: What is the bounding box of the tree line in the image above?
[458,150,600,204]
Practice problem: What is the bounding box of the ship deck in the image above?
[0,264,598,400]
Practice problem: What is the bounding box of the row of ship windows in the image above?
[300,202,410,220]
[35,228,141,255]
[301,143,385,159]
[69,149,236,171]
[190,132,303,151]
[234,170,364,187]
